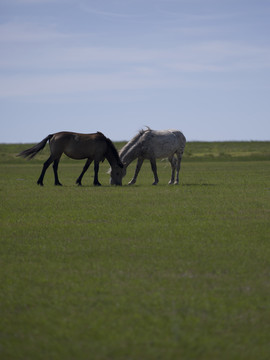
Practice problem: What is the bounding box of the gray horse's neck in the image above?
[120,129,147,166]
[120,142,142,166]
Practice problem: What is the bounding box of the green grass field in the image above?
[1,142,270,360]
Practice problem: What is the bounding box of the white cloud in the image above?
[0,22,71,43]
[1,26,269,73]
[1,39,269,101]
[4,0,65,3]
[1,19,269,102]
[0,68,184,99]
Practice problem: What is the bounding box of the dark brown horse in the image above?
[18,131,124,186]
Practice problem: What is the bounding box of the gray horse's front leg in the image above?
[150,158,159,185]
[128,157,144,185]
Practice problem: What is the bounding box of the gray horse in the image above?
[111,127,186,185]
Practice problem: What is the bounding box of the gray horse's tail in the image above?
[178,131,186,155]
[17,134,53,159]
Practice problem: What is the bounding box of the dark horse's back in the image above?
[50,131,108,160]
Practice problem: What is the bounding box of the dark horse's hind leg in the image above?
[76,158,92,186]
[53,158,62,186]
[94,160,101,186]
[37,155,54,186]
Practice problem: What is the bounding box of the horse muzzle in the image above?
[110,178,122,186]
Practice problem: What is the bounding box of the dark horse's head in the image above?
[105,137,124,186]
[110,163,124,186]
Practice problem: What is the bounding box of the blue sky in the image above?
[0,0,269,142]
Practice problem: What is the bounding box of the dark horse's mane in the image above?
[104,136,123,167]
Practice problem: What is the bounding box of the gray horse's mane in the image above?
[120,126,152,158]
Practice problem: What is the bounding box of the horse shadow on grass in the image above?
[118,183,217,187]
[182,183,216,187]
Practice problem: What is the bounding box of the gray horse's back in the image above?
[142,129,186,158]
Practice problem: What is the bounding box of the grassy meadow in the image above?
[0,141,270,359]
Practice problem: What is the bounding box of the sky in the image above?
[0,0,270,143]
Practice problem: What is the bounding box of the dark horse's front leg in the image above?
[76,158,92,186]
[93,160,101,186]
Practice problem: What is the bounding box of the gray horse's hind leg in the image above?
[168,155,176,185]
[174,153,183,185]
[150,158,159,185]
[129,157,144,185]
[76,158,92,186]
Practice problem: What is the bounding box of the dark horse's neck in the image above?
[105,137,122,168]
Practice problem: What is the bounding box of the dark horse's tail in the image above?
[17,134,53,159]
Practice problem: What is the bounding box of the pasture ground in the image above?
[0,141,270,360]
